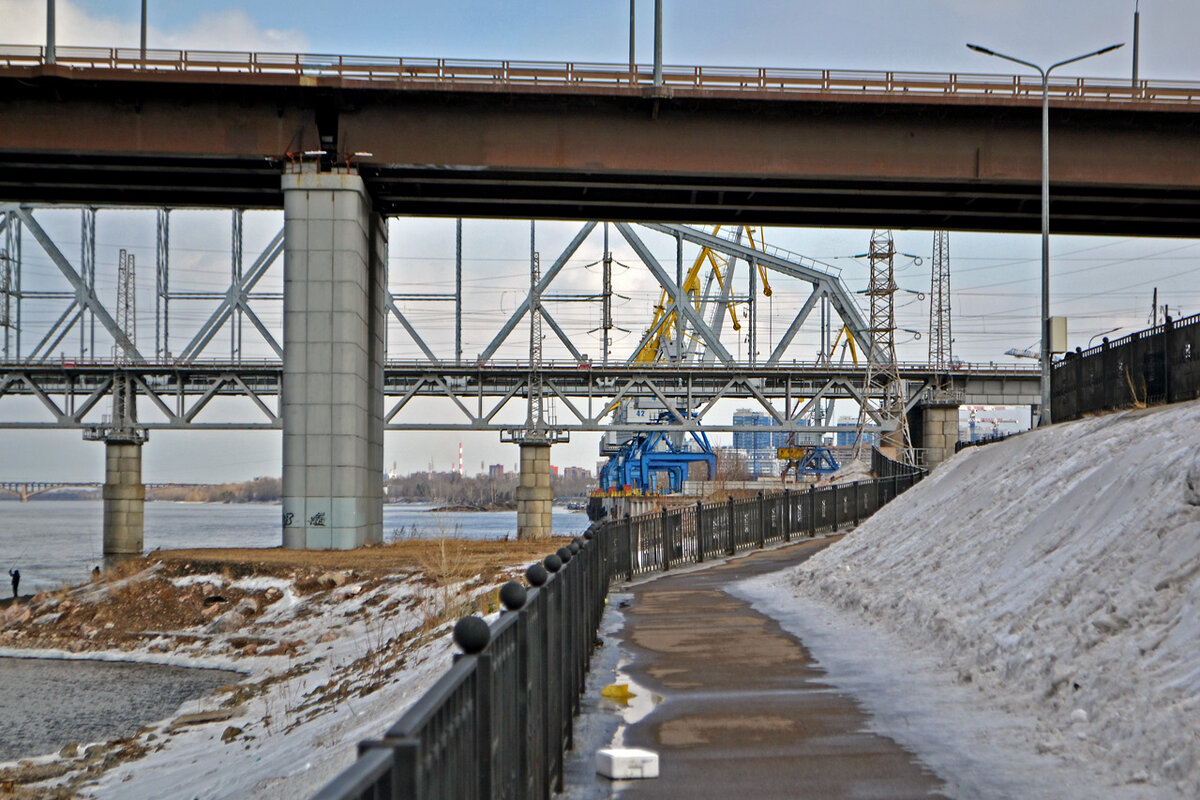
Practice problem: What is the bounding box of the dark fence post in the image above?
[475,653,494,800]
[852,481,860,526]
[625,513,634,580]
[1165,315,1175,404]
[757,490,766,548]
[808,485,816,536]
[661,507,671,571]
[726,496,735,556]
[695,501,705,563]
[783,488,791,541]
[831,484,839,531]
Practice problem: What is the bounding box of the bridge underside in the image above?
[2,70,1200,235]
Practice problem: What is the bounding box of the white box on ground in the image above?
[595,747,659,780]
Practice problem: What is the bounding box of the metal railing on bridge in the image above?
[4,44,1200,107]
[1051,311,1200,422]
[312,450,924,800]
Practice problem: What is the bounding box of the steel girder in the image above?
[0,361,1037,432]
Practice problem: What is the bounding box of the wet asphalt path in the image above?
[602,538,947,799]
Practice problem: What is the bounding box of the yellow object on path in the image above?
[601,683,637,704]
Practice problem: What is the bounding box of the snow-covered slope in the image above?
[747,400,1200,798]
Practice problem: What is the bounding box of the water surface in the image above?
[0,657,241,761]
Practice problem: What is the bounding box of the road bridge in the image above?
[0,481,208,501]
[2,46,1200,235]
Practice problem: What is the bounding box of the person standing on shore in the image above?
[8,568,18,600]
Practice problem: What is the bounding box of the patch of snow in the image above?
[169,574,225,588]
[55,562,530,799]
[738,399,1200,799]
[230,576,293,592]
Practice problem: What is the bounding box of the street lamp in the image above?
[967,41,1123,427]
[1088,327,1122,349]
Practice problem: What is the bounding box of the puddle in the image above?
[600,657,667,753]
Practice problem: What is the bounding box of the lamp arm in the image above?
[1048,44,1125,75]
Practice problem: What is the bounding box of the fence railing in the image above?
[313,450,924,799]
[4,44,1200,107]
[1051,311,1200,421]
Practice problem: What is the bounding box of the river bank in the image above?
[0,538,567,799]
[0,500,589,595]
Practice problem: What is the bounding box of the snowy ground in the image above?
[735,399,1200,799]
[0,556,533,799]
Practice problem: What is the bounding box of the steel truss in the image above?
[0,206,1036,435]
[0,361,1034,434]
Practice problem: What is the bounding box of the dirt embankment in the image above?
[0,537,568,799]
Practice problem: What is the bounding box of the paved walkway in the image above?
[581,539,947,799]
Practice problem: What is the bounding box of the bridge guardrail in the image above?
[1052,311,1200,421]
[312,448,924,799]
[3,45,1200,107]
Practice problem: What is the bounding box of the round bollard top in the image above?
[544,553,563,573]
[567,540,581,555]
[499,581,527,611]
[583,528,594,540]
[572,535,586,549]
[556,546,573,563]
[453,616,490,655]
[526,562,549,586]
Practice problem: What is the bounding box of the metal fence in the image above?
[313,451,924,800]
[1051,312,1200,422]
[5,44,1200,106]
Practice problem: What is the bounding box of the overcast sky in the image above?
[2,1,1199,481]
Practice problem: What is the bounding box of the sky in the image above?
[2,0,1200,482]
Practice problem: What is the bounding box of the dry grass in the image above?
[154,538,571,578]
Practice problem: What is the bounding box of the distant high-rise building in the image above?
[836,415,878,448]
[488,464,505,479]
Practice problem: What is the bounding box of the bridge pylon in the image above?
[83,372,147,564]
[279,162,386,550]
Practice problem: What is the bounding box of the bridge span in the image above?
[0,360,1038,434]
[3,46,1200,235]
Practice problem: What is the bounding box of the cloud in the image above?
[1,1,308,53]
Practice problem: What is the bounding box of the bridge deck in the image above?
[3,46,1200,234]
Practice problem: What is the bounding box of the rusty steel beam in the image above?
[2,70,1200,234]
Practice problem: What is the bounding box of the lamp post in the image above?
[967,41,1123,427]
[1088,327,1121,349]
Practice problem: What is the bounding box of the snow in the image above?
[734,399,1200,799]
[2,565,526,799]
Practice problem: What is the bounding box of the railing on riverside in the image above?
[954,431,1016,453]
[313,450,924,800]
[1051,311,1200,422]
[4,44,1200,107]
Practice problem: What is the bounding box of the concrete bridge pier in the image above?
[102,439,145,564]
[516,442,554,539]
[920,400,960,469]
[280,163,387,549]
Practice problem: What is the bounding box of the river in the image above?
[0,657,242,763]
[0,499,588,766]
[0,500,590,595]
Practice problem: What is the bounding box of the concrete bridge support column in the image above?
[517,443,553,539]
[281,163,387,549]
[921,402,960,469]
[103,441,145,563]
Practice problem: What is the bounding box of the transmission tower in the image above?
[855,229,910,459]
[928,230,952,380]
[115,248,136,364]
[505,221,566,446]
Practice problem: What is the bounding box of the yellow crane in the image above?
[632,225,775,364]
